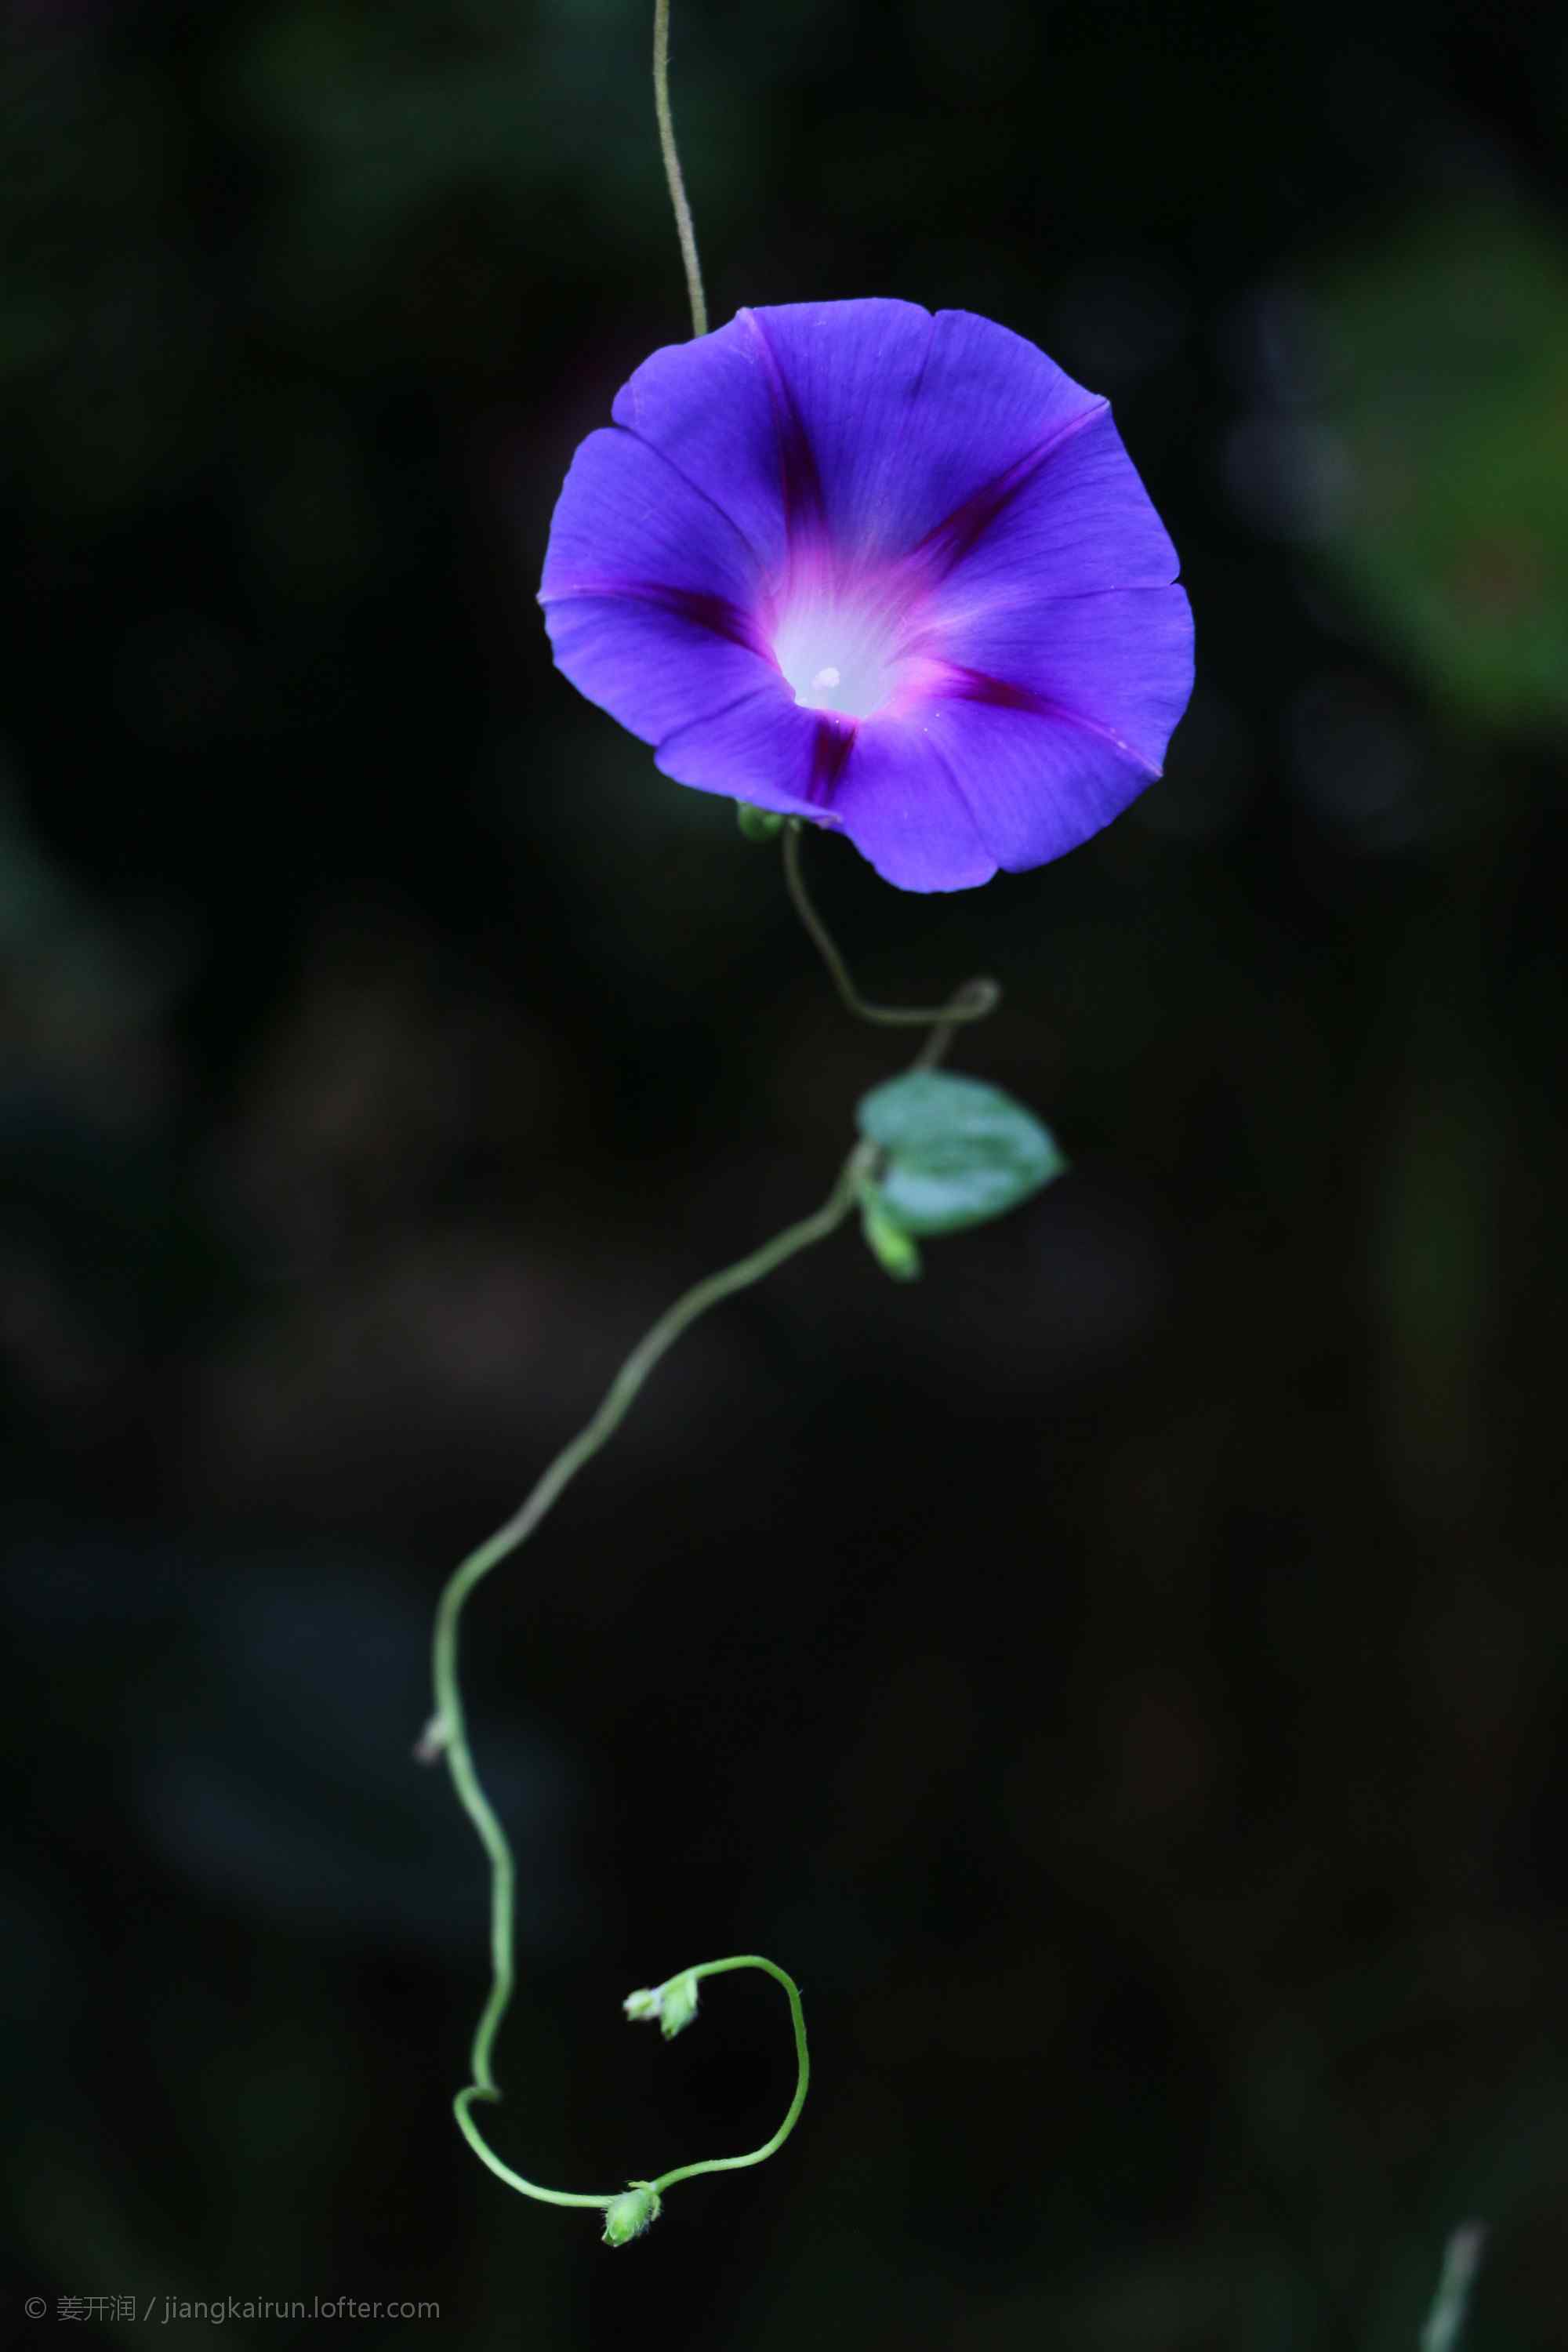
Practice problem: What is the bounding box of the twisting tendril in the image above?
[423,1152,866,2238]
[782,822,1002,1073]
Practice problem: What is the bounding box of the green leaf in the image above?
[855,1071,1065,1238]
[1312,202,1568,731]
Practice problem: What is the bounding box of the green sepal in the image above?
[855,1070,1065,1237]
[858,1189,922,1281]
[655,1970,700,2040]
[603,2184,661,2246]
[735,801,786,842]
[622,1969,700,2038]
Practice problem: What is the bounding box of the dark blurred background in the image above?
[3,0,1566,2344]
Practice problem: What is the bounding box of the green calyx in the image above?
[623,1968,701,2039]
[858,1189,922,1281]
[603,2185,662,2247]
[736,801,786,842]
[655,1969,701,2038]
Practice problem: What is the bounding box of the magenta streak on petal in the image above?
[737,309,829,550]
[542,578,771,659]
[940,662,1163,775]
[911,400,1109,580]
[807,716,857,807]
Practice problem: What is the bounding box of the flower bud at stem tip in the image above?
[603,2184,661,2247]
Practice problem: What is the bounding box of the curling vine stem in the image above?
[782,822,1002,1070]
[430,1147,870,2209]
[646,1958,810,2192]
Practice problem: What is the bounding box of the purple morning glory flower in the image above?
[539,299,1193,893]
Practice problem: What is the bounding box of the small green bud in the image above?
[623,1969,701,2038]
[735,801,786,842]
[655,1969,700,2040]
[859,1193,922,1282]
[602,2184,661,2247]
[412,1712,451,1764]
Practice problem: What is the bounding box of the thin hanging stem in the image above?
[782,823,1001,1062]
[429,1149,869,2209]
[1421,2225,1487,2352]
[652,0,708,339]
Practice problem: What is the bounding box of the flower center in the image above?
[773,595,902,720]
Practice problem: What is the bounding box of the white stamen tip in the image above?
[811,666,842,691]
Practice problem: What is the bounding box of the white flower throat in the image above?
[773,593,902,720]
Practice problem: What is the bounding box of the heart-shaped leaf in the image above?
[855,1070,1065,1239]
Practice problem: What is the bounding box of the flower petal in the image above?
[829,719,996,891]
[933,583,1195,775]
[923,404,1181,608]
[746,303,1105,562]
[651,691,996,892]
[610,321,800,574]
[541,421,760,605]
[606,301,1111,575]
[914,697,1153,870]
[652,687,844,822]
[912,587,1196,868]
[539,424,779,743]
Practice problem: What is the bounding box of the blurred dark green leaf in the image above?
[1316,203,1568,728]
[855,1069,1065,1238]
